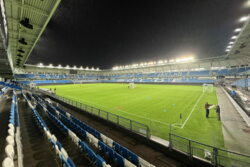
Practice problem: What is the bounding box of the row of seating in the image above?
[15,74,98,80]
[0,82,22,90]
[40,95,155,167]
[41,99,140,167]
[14,66,250,80]
[0,87,8,96]
[32,94,111,167]
[2,92,22,167]
[231,78,250,88]
[23,93,76,167]
[18,77,215,85]
[106,67,249,78]
[105,78,215,84]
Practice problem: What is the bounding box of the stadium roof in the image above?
[226,14,250,65]
[0,27,12,78]
[0,1,250,77]
[2,0,61,68]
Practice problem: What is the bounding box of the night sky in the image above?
[28,0,249,69]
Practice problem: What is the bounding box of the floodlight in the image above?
[66,65,70,69]
[18,38,27,45]
[38,63,44,67]
[231,36,237,39]
[225,49,230,52]
[73,65,77,69]
[234,28,241,32]
[48,64,53,68]
[229,41,234,45]
[17,49,25,53]
[227,45,232,49]
[20,18,33,29]
[176,57,194,63]
[148,62,154,65]
[240,43,246,48]
[158,60,163,64]
[239,16,249,22]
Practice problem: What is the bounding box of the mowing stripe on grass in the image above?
[62,95,174,127]
[181,92,204,129]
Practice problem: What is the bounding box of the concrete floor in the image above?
[216,87,250,155]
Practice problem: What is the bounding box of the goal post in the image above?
[29,83,36,88]
[128,82,135,89]
[203,84,213,93]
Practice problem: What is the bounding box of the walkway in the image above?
[216,87,250,155]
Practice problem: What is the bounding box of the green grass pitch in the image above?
[41,83,224,148]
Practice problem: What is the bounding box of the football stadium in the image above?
[0,1,250,167]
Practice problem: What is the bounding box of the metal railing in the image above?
[45,92,151,138]
[169,133,250,167]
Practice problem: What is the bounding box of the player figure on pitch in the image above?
[204,102,214,118]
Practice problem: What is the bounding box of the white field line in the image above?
[180,92,204,129]
[63,93,204,130]
[62,95,173,126]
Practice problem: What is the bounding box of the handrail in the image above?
[38,89,151,138]
[23,92,76,167]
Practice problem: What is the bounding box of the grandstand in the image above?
[1,1,250,167]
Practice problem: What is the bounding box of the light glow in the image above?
[244,1,250,8]
[176,57,194,63]
[48,64,54,68]
[229,41,234,45]
[239,16,249,22]
[37,63,44,67]
[234,28,241,32]
[231,36,237,39]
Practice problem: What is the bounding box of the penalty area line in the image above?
[180,92,204,129]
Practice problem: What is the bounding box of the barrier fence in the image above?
[47,93,151,138]
[169,133,250,167]
[36,89,250,167]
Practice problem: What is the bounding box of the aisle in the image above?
[216,87,250,155]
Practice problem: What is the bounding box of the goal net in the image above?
[29,83,36,88]
[203,84,213,93]
[128,82,135,89]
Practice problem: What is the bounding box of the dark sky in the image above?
[28,0,249,69]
